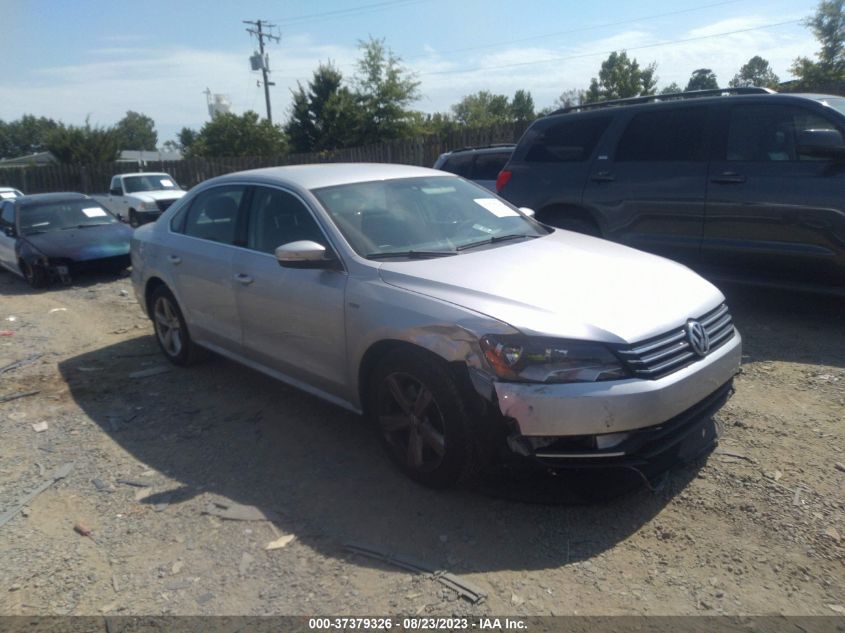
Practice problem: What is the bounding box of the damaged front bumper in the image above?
[487,331,741,468]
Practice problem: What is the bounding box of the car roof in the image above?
[16,192,89,205]
[118,172,171,178]
[213,163,454,190]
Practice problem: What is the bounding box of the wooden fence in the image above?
[0,122,529,194]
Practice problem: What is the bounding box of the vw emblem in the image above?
[686,320,710,357]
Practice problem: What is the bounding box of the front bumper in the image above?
[494,330,741,437]
[135,210,161,225]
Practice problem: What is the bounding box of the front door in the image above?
[233,185,348,397]
[703,102,845,286]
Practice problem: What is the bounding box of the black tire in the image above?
[369,348,482,488]
[548,216,601,237]
[21,260,48,289]
[129,210,140,228]
[150,286,204,366]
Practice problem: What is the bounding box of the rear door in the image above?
[703,101,845,286]
[583,105,713,265]
[233,185,348,397]
[165,184,247,351]
[0,201,18,272]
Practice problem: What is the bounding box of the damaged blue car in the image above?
[0,192,133,287]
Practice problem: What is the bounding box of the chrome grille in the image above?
[615,303,735,380]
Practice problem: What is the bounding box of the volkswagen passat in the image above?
[130,164,741,488]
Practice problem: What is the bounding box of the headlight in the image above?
[479,334,629,383]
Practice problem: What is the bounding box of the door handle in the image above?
[167,255,182,265]
[234,273,254,285]
[711,172,746,184]
[591,171,615,182]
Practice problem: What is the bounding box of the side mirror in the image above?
[110,188,122,196]
[3,225,16,238]
[797,129,845,159]
[275,240,340,270]
[519,207,536,218]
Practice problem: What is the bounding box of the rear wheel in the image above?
[150,286,203,365]
[369,349,482,488]
[21,260,47,288]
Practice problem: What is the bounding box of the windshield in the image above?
[312,176,548,258]
[19,200,117,235]
[819,97,845,117]
[123,174,179,193]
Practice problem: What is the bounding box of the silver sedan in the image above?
[131,164,741,488]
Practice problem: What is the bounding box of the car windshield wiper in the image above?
[62,223,114,230]
[366,250,458,260]
[456,233,540,251]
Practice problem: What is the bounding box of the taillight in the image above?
[495,169,512,192]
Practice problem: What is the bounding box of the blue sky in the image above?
[0,0,822,146]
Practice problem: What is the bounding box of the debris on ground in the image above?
[31,421,49,433]
[48,307,68,314]
[128,366,172,379]
[116,478,150,488]
[0,330,14,336]
[202,502,279,522]
[0,390,41,404]
[0,463,73,528]
[345,542,487,604]
[265,534,296,550]
[74,522,93,537]
[835,462,845,473]
[0,354,43,375]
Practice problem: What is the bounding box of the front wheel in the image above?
[21,260,48,288]
[129,210,140,228]
[369,349,482,488]
[150,286,204,366]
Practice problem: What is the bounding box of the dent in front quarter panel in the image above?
[343,275,517,410]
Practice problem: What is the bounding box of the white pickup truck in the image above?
[93,173,186,227]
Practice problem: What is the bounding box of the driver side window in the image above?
[1,202,14,227]
[246,187,325,254]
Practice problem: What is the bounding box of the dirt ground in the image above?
[0,267,843,617]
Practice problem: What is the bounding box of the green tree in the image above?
[114,111,158,150]
[791,0,845,92]
[46,119,120,164]
[284,63,359,152]
[685,68,719,91]
[452,91,511,126]
[510,90,536,122]
[660,82,683,94]
[729,56,780,89]
[186,111,287,157]
[0,115,59,158]
[585,51,658,102]
[177,127,198,152]
[353,37,420,144]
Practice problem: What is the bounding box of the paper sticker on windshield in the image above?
[0,192,16,199]
[421,186,455,194]
[160,179,174,187]
[82,207,108,218]
[474,198,518,218]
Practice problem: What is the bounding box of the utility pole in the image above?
[244,19,280,124]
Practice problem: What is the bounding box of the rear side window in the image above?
[726,104,842,162]
[439,153,473,178]
[181,186,245,245]
[474,152,512,179]
[615,107,708,162]
[525,116,611,163]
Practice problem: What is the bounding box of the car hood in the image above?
[23,223,133,261]
[377,231,724,344]
[129,190,185,202]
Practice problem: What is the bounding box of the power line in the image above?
[418,18,804,77]
[270,0,427,26]
[244,19,281,124]
[402,0,745,62]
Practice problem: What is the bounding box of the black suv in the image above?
[433,144,515,191]
[497,88,845,294]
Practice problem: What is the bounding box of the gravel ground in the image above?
[0,268,843,616]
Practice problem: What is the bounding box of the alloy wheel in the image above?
[153,296,183,357]
[378,372,447,473]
